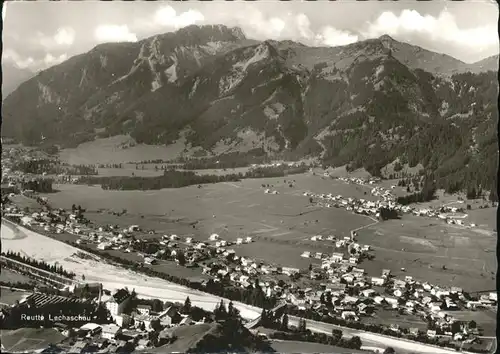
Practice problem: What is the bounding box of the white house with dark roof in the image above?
[106,289,132,317]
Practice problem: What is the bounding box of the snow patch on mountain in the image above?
[219,45,270,96]
[251,74,284,93]
[263,102,285,120]
[189,77,200,99]
[201,41,226,55]
[149,37,167,65]
[219,71,245,96]
[439,101,450,117]
[165,56,178,84]
[192,48,203,66]
[374,65,384,79]
[447,108,474,120]
[37,82,61,105]
[100,54,108,68]
[79,67,88,88]
[233,44,269,72]
[144,48,163,91]
[276,124,290,150]
[151,80,161,92]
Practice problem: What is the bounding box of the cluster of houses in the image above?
[337,176,381,186]
[305,180,478,229]
[103,289,193,331]
[2,287,206,353]
[188,229,497,343]
[303,234,370,267]
[303,190,409,219]
[3,192,493,345]
[250,162,301,168]
[281,265,496,341]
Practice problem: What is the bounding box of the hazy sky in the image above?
[2,0,498,71]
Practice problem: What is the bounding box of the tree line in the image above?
[21,179,54,193]
[178,149,270,170]
[14,159,98,176]
[396,177,437,205]
[1,251,76,279]
[97,163,123,169]
[77,165,309,191]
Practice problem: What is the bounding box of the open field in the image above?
[445,310,497,336]
[269,339,368,354]
[0,328,65,353]
[325,166,372,179]
[356,215,497,291]
[364,309,428,332]
[95,166,251,177]
[97,167,164,177]
[411,191,496,231]
[286,316,460,354]
[260,327,441,354]
[7,195,44,211]
[151,323,216,353]
[0,268,38,284]
[466,208,497,232]
[40,175,372,268]
[58,135,190,165]
[38,171,496,290]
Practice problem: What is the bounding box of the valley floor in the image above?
[36,172,497,292]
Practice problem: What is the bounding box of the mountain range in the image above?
[2,62,35,99]
[1,25,498,196]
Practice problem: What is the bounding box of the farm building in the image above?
[101,324,122,340]
[128,225,140,232]
[331,252,344,262]
[158,306,181,326]
[281,267,300,275]
[97,242,112,250]
[209,233,219,241]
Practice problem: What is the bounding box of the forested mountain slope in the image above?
[2,25,497,198]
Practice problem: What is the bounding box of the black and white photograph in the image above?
[0,1,498,353]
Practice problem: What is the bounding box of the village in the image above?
[1,283,261,353]
[1,147,497,353]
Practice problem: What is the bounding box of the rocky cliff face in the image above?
[2,25,497,194]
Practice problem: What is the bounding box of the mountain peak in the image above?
[378,34,396,42]
[176,24,246,41]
